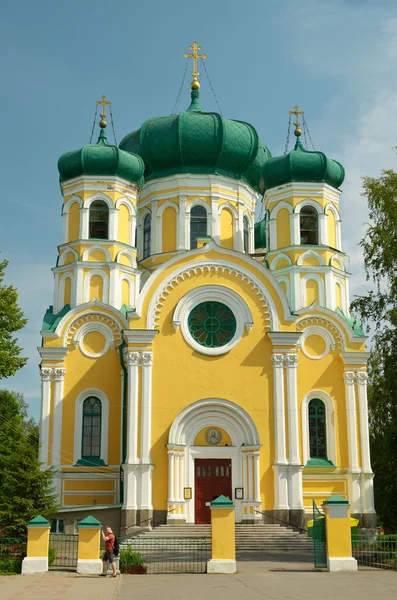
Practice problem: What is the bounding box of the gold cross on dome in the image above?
[184,41,207,86]
[95,95,112,121]
[289,105,304,134]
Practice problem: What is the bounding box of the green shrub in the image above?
[119,548,147,574]
[48,546,56,567]
[0,558,22,574]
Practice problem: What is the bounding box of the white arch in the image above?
[270,253,292,271]
[74,388,109,465]
[115,196,136,216]
[301,390,336,466]
[275,275,291,307]
[334,278,346,312]
[116,249,136,268]
[83,192,114,210]
[62,195,83,215]
[58,273,75,312]
[329,254,345,271]
[186,198,211,214]
[157,200,180,217]
[324,202,340,221]
[168,398,260,446]
[58,248,78,266]
[73,320,115,358]
[269,200,293,220]
[218,202,239,219]
[82,244,111,262]
[119,274,135,307]
[84,269,109,304]
[301,274,325,307]
[294,198,324,214]
[297,250,326,266]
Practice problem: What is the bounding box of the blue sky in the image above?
[1,0,397,421]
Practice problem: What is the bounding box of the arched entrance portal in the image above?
[167,398,262,524]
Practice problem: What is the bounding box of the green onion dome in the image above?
[263,135,345,190]
[119,90,271,193]
[58,127,145,184]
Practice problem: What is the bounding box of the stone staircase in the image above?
[123,523,313,554]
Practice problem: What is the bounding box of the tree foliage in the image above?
[351,169,397,532]
[0,256,27,378]
[0,390,58,536]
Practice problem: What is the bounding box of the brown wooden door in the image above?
[194,459,232,524]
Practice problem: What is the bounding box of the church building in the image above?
[39,43,376,534]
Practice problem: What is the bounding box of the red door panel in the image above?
[195,459,232,524]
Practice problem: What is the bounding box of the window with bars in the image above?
[89,200,109,239]
[82,397,102,460]
[309,399,327,459]
[243,215,249,253]
[300,206,318,245]
[143,213,151,258]
[190,206,207,249]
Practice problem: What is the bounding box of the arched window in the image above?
[300,206,318,245]
[89,201,109,239]
[243,215,249,253]
[190,205,207,249]
[82,397,102,460]
[308,399,327,459]
[143,213,151,258]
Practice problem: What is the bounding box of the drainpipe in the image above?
[118,339,128,504]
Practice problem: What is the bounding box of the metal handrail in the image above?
[254,509,308,534]
[120,508,176,535]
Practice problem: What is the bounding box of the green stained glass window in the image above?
[82,397,102,459]
[309,399,327,459]
[188,301,237,348]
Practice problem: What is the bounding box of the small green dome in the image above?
[263,136,345,190]
[119,90,271,193]
[58,128,145,184]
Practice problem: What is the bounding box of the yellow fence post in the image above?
[207,495,236,574]
[21,515,50,574]
[322,495,357,572]
[77,515,102,574]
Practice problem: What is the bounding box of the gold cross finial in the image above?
[95,95,112,128]
[184,41,207,90]
[289,105,304,136]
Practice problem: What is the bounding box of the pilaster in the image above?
[52,368,66,466]
[39,368,53,466]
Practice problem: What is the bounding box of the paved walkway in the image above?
[1,557,397,600]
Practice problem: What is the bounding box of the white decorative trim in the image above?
[74,388,109,465]
[296,314,345,350]
[57,272,75,311]
[52,369,66,466]
[123,329,158,345]
[82,245,111,262]
[38,347,69,362]
[268,332,302,347]
[329,254,345,271]
[115,196,136,215]
[119,274,135,307]
[64,313,122,348]
[300,326,335,360]
[157,200,180,254]
[294,198,324,214]
[83,191,114,210]
[344,371,359,470]
[83,269,109,304]
[116,249,136,268]
[301,390,336,466]
[301,274,325,307]
[271,354,287,465]
[340,352,369,366]
[62,195,83,217]
[268,200,293,219]
[58,248,79,266]
[74,322,113,358]
[265,182,341,206]
[297,250,326,267]
[275,276,291,306]
[172,285,253,356]
[270,253,293,270]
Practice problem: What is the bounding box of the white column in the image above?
[344,372,359,470]
[178,195,187,250]
[80,207,89,239]
[211,196,219,243]
[39,368,53,466]
[122,464,138,510]
[356,372,371,472]
[53,272,60,313]
[175,453,180,501]
[269,218,277,250]
[318,213,327,245]
[168,451,175,502]
[62,212,68,244]
[253,452,261,502]
[179,452,185,501]
[141,352,153,462]
[52,368,66,466]
[75,265,83,305]
[124,352,140,464]
[271,354,287,463]
[108,264,119,308]
[109,207,118,240]
[247,453,253,500]
[325,271,334,310]
[336,220,342,251]
[237,203,244,252]
[290,213,300,246]
[151,202,159,254]
[285,354,300,464]
[137,221,144,257]
[242,452,247,499]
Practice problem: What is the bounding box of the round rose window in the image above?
[187,301,237,348]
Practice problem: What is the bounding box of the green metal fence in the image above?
[119,537,211,574]
[0,537,26,560]
[312,501,327,568]
[352,535,397,571]
[49,533,78,568]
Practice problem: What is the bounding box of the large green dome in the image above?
[263,136,345,190]
[58,128,145,184]
[119,90,271,193]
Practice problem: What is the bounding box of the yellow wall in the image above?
[64,479,115,492]
[220,209,234,249]
[68,202,80,242]
[335,283,342,309]
[162,207,177,253]
[301,256,321,267]
[276,208,290,248]
[274,258,289,270]
[89,275,104,302]
[78,528,101,560]
[64,252,76,265]
[64,277,72,306]
[211,507,235,560]
[118,253,132,267]
[327,209,337,248]
[306,279,319,305]
[118,204,130,244]
[88,249,107,262]
[26,527,49,558]
[122,279,130,305]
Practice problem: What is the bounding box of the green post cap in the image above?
[323,494,349,506]
[27,515,50,527]
[210,495,235,508]
[78,515,102,529]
